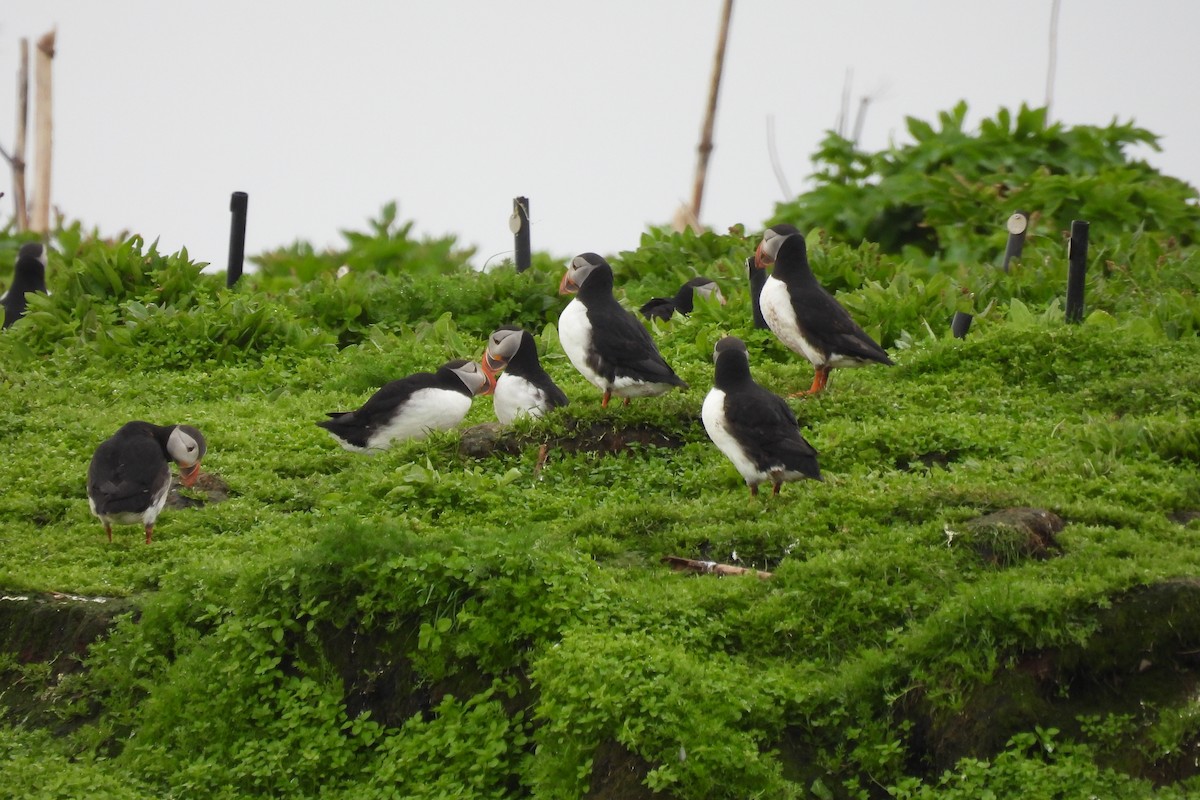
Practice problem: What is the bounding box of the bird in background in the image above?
[318,359,489,452]
[480,326,569,424]
[2,242,49,329]
[639,276,726,322]
[87,421,207,543]
[558,252,688,407]
[748,224,797,330]
[756,228,893,395]
[701,336,821,497]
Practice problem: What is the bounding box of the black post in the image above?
[951,311,973,339]
[1002,211,1028,272]
[1066,219,1088,323]
[748,256,769,329]
[512,196,531,272]
[227,191,248,288]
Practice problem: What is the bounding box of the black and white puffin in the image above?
[87,421,207,543]
[749,224,797,330]
[558,252,688,407]
[2,242,48,329]
[639,276,726,322]
[701,336,821,496]
[756,229,893,395]
[317,359,488,452]
[480,326,569,424]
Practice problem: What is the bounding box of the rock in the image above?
[459,423,521,458]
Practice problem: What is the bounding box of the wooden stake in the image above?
[227,192,249,287]
[688,0,734,227]
[13,39,30,231]
[31,30,55,235]
[662,555,773,580]
[1066,220,1088,323]
[511,196,530,272]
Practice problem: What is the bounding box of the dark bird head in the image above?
[753,224,801,271]
[559,252,612,295]
[711,335,753,387]
[681,276,725,311]
[167,425,207,487]
[480,326,527,392]
[441,358,489,397]
[758,231,814,284]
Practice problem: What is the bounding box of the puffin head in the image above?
[688,276,726,307]
[167,425,207,488]
[445,359,490,397]
[480,326,525,393]
[754,224,801,271]
[559,252,609,294]
[712,335,749,364]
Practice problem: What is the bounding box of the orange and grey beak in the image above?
[179,461,203,488]
[753,241,770,271]
[479,352,505,395]
[559,271,580,294]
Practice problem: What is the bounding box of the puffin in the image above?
[480,326,569,424]
[639,276,726,322]
[749,224,797,330]
[87,421,207,543]
[701,336,821,496]
[757,228,893,395]
[558,252,688,407]
[318,359,488,452]
[2,242,48,329]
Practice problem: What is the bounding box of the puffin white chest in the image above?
[494,373,548,424]
[558,300,605,390]
[760,278,826,367]
[368,387,472,450]
[701,388,761,483]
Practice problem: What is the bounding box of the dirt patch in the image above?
[960,507,1064,566]
[166,470,231,510]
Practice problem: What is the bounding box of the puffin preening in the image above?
[639,276,726,322]
[87,421,207,543]
[558,252,688,407]
[701,336,821,497]
[756,227,893,395]
[318,359,488,452]
[2,242,49,329]
[480,326,569,424]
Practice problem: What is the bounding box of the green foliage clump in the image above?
[773,102,1200,263]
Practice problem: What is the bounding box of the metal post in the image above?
[1066,219,1088,323]
[1002,211,1028,272]
[951,311,973,339]
[227,191,248,288]
[511,196,531,272]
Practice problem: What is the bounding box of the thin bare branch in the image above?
[766,114,793,200]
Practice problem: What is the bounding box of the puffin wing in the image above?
[792,284,893,365]
[590,305,686,386]
[723,386,819,470]
[87,436,169,513]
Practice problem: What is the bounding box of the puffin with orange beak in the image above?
[481,326,568,423]
[558,253,688,407]
[87,421,207,543]
[756,227,893,396]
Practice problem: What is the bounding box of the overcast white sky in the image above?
[4,2,1199,270]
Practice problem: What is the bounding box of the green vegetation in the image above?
[2,105,1200,798]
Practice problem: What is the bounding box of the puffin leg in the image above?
[144,524,154,545]
[623,397,631,407]
[773,482,782,497]
[789,366,831,397]
[105,523,113,543]
[749,484,759,498]
[602,390,611,408]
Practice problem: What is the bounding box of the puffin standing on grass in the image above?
[480,326,569,424]
[757,228,893,396]
[558,253,688,407]
[701,336,821,497]
[87,421,207,543]
[639,276,726,322]
[317,359,489,452]
[2,242,49,329]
